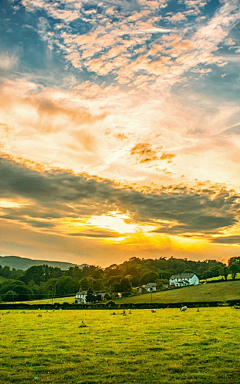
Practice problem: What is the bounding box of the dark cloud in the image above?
[211,236,240,244]
[152,215,236,235]
[1,155,240,236]
[69,230,121,238]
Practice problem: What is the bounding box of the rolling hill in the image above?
[0,256,88,271]
[118,280,240,304]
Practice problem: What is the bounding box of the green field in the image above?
[118,280,240,304]
[0,308,240,383]
[21,296,76,305]
[15,280,240,307]
[203,273,240,282]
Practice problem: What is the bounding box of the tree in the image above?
[106,276,122,292]
[42,278,58,299]
[228,257,240,279]
[86,288,96,303]
[2,266,11,278]
[79,277,95,290]
[0,280,33,301]
[221,266,229,281]
[139,272,159,285]
[229,262,239,280]
[92,279,104,291]
[120,278,132,293]
[55,276,79,297]
[3,290,18,302]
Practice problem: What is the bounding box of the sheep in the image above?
[180,306,187,312]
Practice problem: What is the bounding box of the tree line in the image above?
[0,256,240,302]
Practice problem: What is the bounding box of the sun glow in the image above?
[87,212,137,234]
[0,199,28,209]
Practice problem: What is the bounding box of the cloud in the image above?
[69,230,121,238]
[1,156,239,237]
[131,143,159,163]
[130,143,176,163]
[0,52,18,71]
[211,236,240,245]
[160,153,176,161]
[19,0,240,92]
[166,12,187,23]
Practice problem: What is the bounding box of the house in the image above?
[138,282,157,293]
[146,283,157,292]
[75,290,88,304]
[169,273,199,287]
[75,290,112,304]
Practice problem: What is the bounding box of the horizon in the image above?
[1,0,240,266]
[0,253,236,270]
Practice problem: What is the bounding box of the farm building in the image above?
[75,290,88,304]
[75,290,111,303]
[169,273,199,287]
[138,282,157,293]
[145,283,157,291]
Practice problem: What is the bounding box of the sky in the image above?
[0,0,240,267]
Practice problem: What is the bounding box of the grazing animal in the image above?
[151,310,156,313]
[79,321,87,328]
[111,312,116,315]
[180,306,187,312]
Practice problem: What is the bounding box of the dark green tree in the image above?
[55,276,79,297]
[139,272,159,285]
[3,290,18,302]
[120,277,132,293]
[229,262,239,280]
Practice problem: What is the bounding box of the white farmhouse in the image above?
[169,273,199,287]
[75,290,88,304]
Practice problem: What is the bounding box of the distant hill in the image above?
[0,256,88,271]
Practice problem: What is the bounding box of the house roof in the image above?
[76,290,88,295]
[170,273,197,279]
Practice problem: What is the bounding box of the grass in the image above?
[203,273,240,282]
[117,280,240,305]
[0,308,240,383]
[8,279,240,306]
[20,296,76,305]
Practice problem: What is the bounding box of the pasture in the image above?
[118,280,240,304]
[0,308,240,383]
[16,280,240,306]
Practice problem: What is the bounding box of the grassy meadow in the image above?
[0,308,240,384]
[118,280,240,305]
[15,280,240,307]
